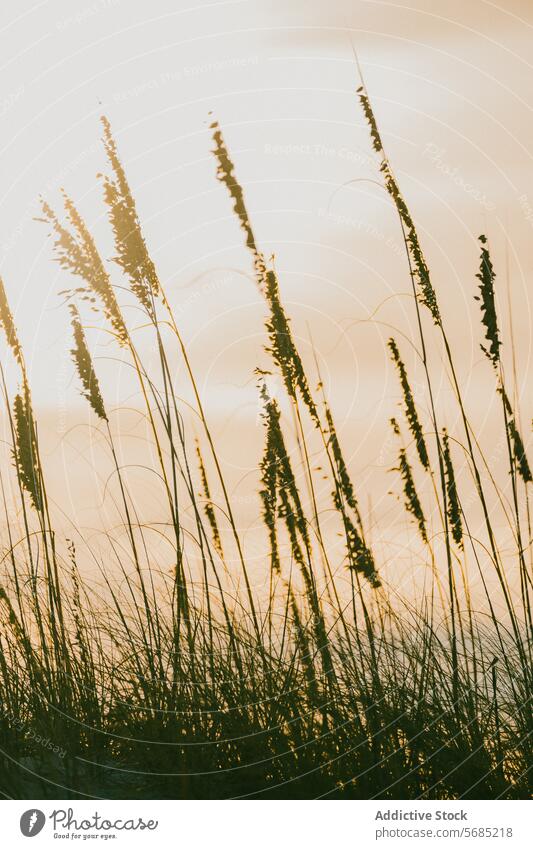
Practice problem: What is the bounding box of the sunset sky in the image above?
[0,0,531,597]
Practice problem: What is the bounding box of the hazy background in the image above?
[0,0,532,599]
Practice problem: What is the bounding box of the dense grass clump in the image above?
[0,85,530,800]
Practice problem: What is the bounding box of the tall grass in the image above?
[0,84,530,800]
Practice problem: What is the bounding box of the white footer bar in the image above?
[2,799,530,848]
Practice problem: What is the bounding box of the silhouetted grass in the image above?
[0,86,530,801]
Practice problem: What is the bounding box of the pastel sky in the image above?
[0,0,531,598]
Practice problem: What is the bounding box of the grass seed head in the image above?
[388,338,429,471]
[41,196,128,346]
[358,86,440,324]
[69,305,108,422]
[442,429,463,548]
[100,116,160,317]
[0,277,23,365]
[12,391,42,513]
[475,235,501,367]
